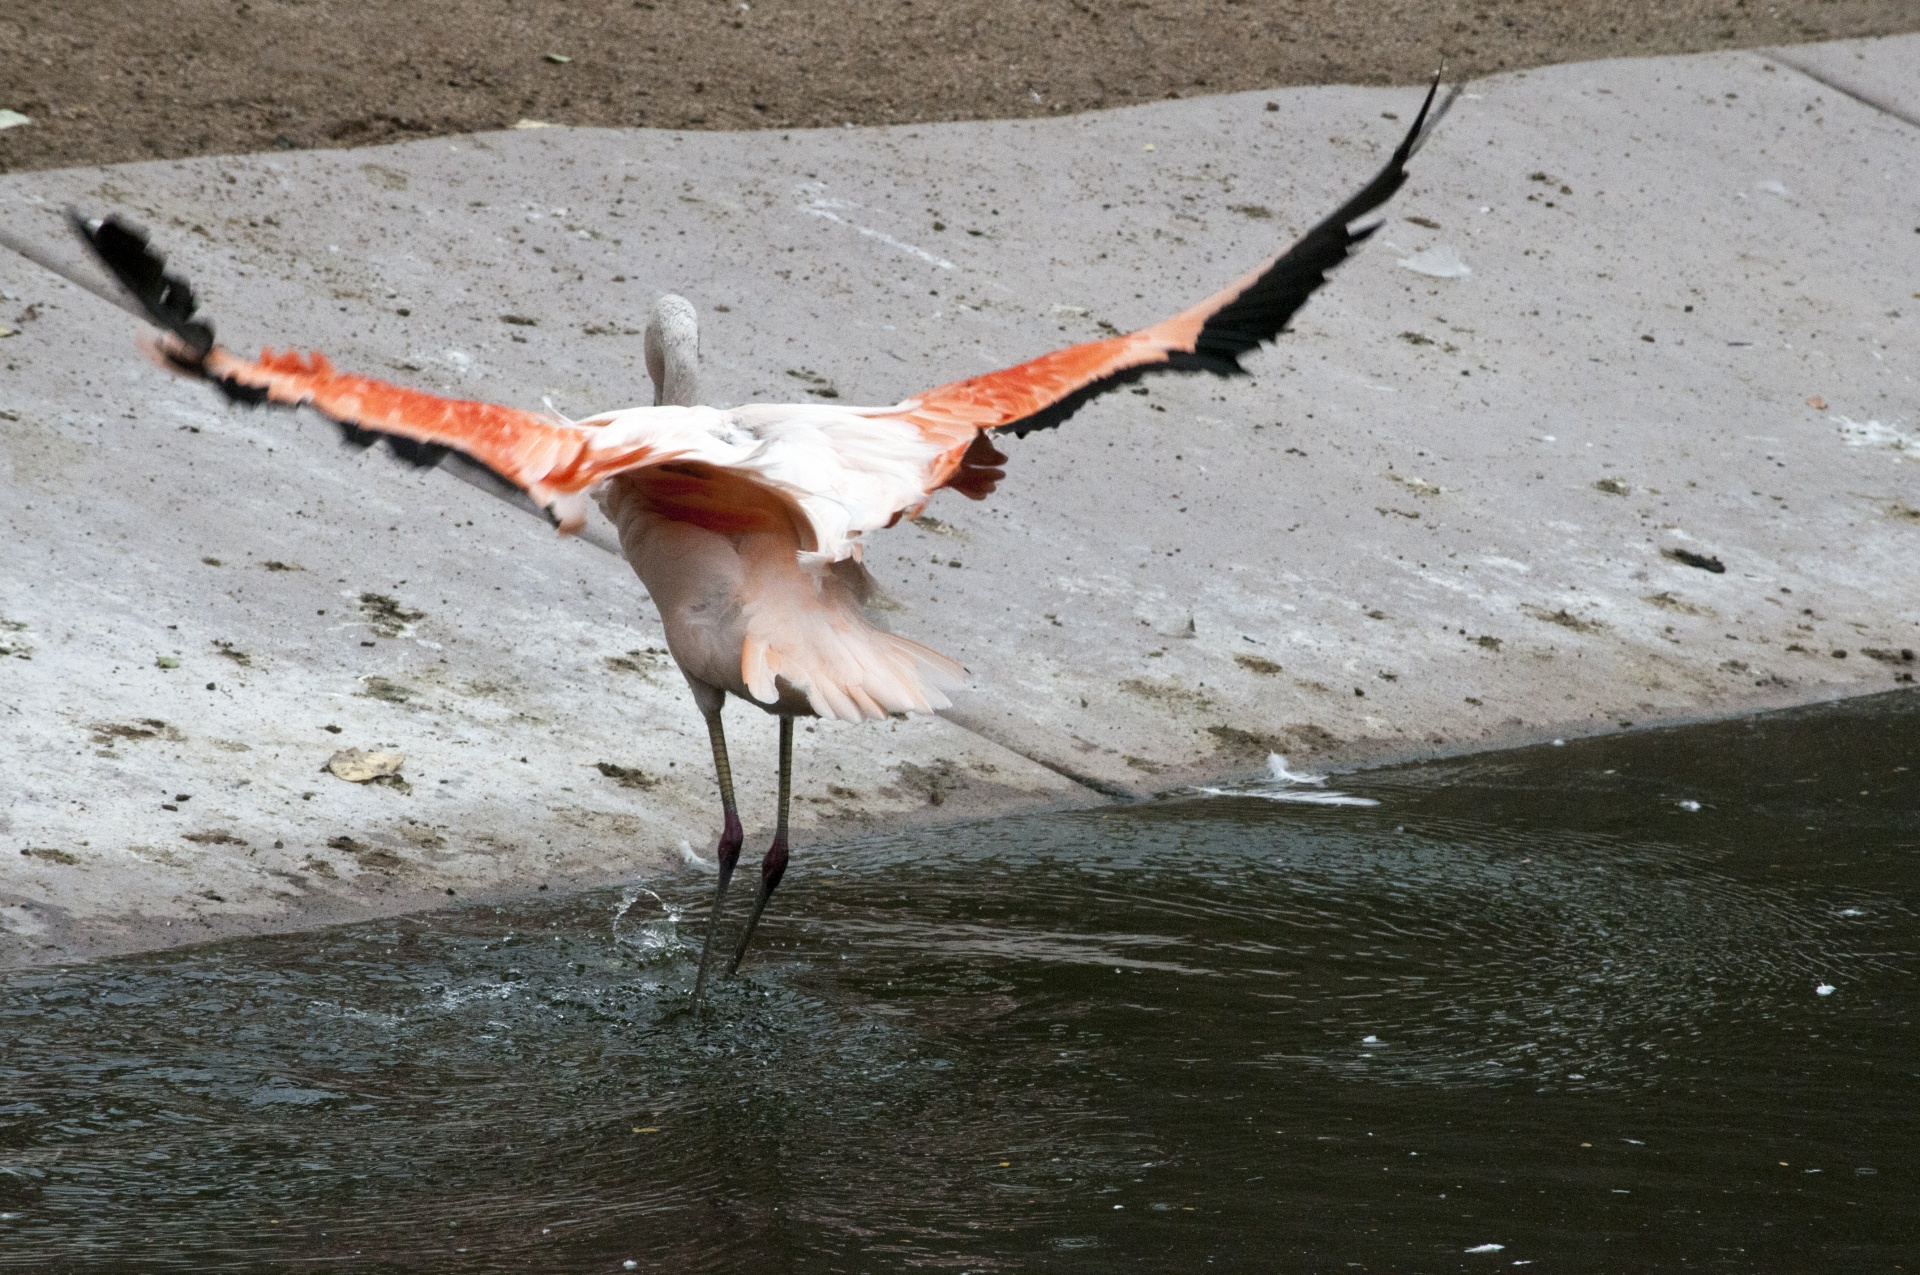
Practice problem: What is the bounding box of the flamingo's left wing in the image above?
[889,76,1455,498]
[70,213,684,532]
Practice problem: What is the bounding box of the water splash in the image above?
[611,886,685,963]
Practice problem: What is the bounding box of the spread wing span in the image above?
[892,74,1455,499]
[72,77,1450,540]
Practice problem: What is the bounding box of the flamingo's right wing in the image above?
[888,76,1456,498]
[70,213,693,532]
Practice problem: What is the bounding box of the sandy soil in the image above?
[4,0,1916,174]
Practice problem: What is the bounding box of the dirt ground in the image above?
[3,0,1917,174]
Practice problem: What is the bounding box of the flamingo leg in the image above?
[690,703,745,1006]
[728,714,794,978]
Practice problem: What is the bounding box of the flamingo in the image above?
[72,80,1452,1001]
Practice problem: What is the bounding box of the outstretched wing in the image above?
[890,76,1456,497]
[69,212,690,533]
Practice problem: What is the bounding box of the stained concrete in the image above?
[3,38,1916,965]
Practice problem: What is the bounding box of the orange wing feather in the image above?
[199,346,609,500]
[895,270,1253,441]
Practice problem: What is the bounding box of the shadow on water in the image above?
[3,691,1918,1271]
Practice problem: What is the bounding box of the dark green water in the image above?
[3,693,1918,1273]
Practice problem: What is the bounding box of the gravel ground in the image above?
[5,0,1917,173]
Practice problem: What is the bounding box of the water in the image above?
[3,692,1917,1271]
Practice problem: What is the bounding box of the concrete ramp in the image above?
[3,37,1916,963]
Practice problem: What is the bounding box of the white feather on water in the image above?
[1267,755,1327,786]
[1194,753,1381,807]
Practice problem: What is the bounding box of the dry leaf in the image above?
[324,747,406,783]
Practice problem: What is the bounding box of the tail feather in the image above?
[737,547,966,723]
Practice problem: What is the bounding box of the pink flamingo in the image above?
[74,80,1451,1001]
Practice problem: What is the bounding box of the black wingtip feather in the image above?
[334,421,381,451]
[1001,352,1242,437]
[330,420,455,472]
[68,211,216,359]
[995,76,1452,438]
[71,214,476,485]
[383,435,453,469]
[1190,80,1445,365]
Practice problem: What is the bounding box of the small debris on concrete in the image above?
[324,747,407,784]
[358,591,424,636]
[512,119,554,130]
[1815,983,1835,996]
[90,718,181,745]
[544,52,572,63]
[1396,244,1470,279]
[1806,396,1827,410]
[1593,477,1630,495]
[359,676,415,703]
[1677,799,1701,811]
[0,110,29,131]
[594,762,660,790]
[182,830,248,846]
[155,655,180,669]
[19,847,78,864]
[327,835,404,870]
[604,647,669,674]
[0,619,32,660]
[1663,548,1726,573]
[1644,591,1708,615]
[892,758,963,806]
[1524,605,1604,633]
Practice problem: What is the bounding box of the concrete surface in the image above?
[1770,33,1920,124]
[3,37,1916,966]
